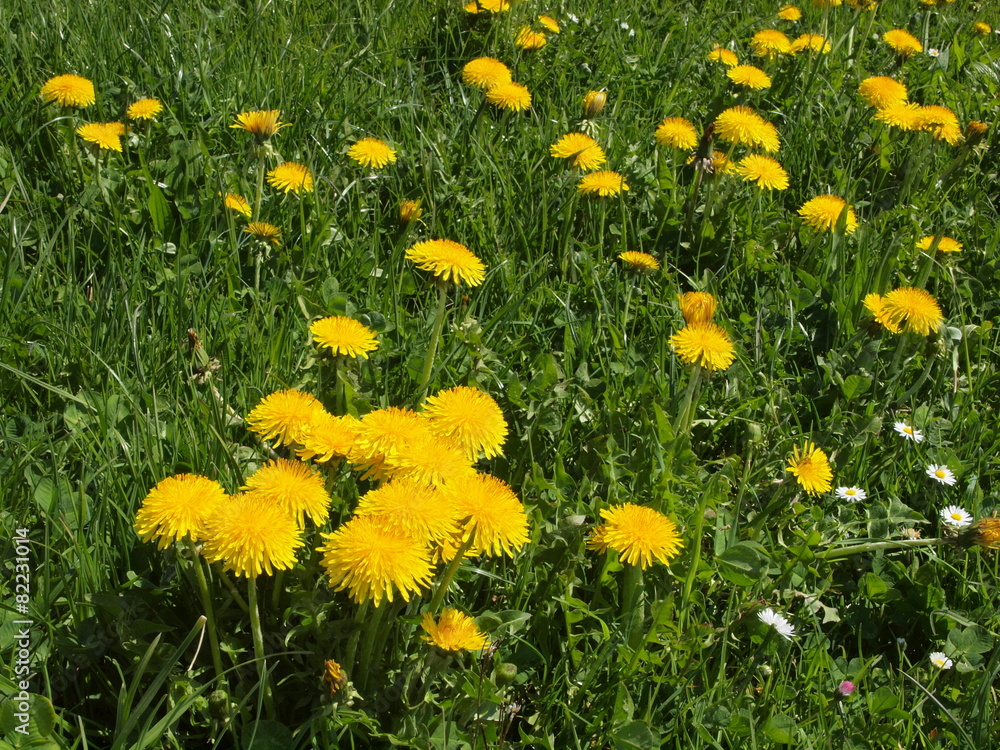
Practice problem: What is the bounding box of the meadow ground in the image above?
[1,0,999,747]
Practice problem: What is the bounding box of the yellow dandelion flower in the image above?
[127,98,163,121]
[862,293,902,333]
[421,609,489,652]
[714,106,780,153]
[347,137,397,169]
[355,478,461,546]
[670,323,736,371]
[76,123,123,152]
[310,316,379,358]
[485,82,532,111]
[266,161,314,194]
[296,411,361,463]
[685,151,738,175]
[461,58,513,90]
[654,117,699,150]
[244,222,282,247]
[549,133,607,171]
[678,292,718,324]
[881,287,944,335]
[875,103,924,131]
[586,504,683,569]
[786,442,833,495]
[797,194,858,234]
[231,109,288,140]
[224,193,252,218]
[135,474,228,550]
[846,0,878,9]
[246,388,325,447]
[858,77,908,109]
[515,27,548,51]
[384,436,476,487]
[883,29,922,58]
[917,236,962,253]
[400,199,424,223]
[708,47,739,67]
[202,493,304,578]
[791,33,831,53]
[318,515,434,606]
[727,65,772,90]
[40,74,95,108]
[750,29,793,57]
[919,106,963,146]
[963,517,1000,549]
[619,251,661,272]
[422,385,508,460]
[323,660,347,696]
[582,90,608,117]
[737,154,789,190]
[349,406,435,481]
[242,458,333,527]
[406,238,487,286]
[440,473,529,558]
[973,22,991,35]
[578,170,629,197]
[464,0,510,12]
[539,15,560,33]
[812,0,842,6]
[778,5,802,20]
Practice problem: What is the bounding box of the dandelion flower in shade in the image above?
[836,486,867,502]
[440,473,529,558]
[917,236,962,254]
[577,170,629,197]
[224,193,252,218]
[757,608,796,640]
[538,15,560,33]
[296,411,361,464]
[244,222,282,247]
[750,29,793,57]
[786,442,833,495]
[318,515,434,605]
[323,660,347,696]
[423,386,508,460]
[246,388,325,447]
[515,27,548,50]
[40,74,95,107]
[135,474,228,549]
[422,609,489,652]
[310,316,379,359]
[355,478,460,546]
[875,103,924,131]
[677,292,717,324]
[266,161,314,194]
[202,493,303,578]
[737,154,789,190]
[964,517,1000,549]
[127,98,163,121]
[881,287,943,335]
[461,58,513,90]
[464,0,510,12]
[926,465,956,486]
[231,109,288,140]
[708,47,739,67]
[582,90,607,117]
[894,422,924,443]
[347,137,397,169]
[619,251,661,272]
[863,293,902,333]
[76,123,123,152]
[778,5,802,20]
[940,505,972,528]
[714,106,780,153]
[727,65,772,90]
[973,22,991,35]
[586,503,683,568]
[243,458,333,527]
[485,82,532,111]
[670,323,735,370]
[406,238,486,286]
[858,77,908,109]
[654,117,699,150]
[846,0,877,8]
[883,29,922,58]
[797,194,858,234]
[791,33,831,53]
[919,106,963,146]
[400,199,424,223]
[929,652,953,669]
[549,133,607,171]
[349,406,435,481]
[965,121,988,145]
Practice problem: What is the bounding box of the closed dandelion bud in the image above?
[208,689,231,721]
[495,662,518,686]
[323,659,348,696]
[400,199,424,224]
[964,120,988,147]
[582,90,607,118]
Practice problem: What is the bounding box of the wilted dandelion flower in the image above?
[619,251,661,272]
[549,133,607,170]
[786,442,833,495]
[246,388,324,447]
[40,74,95,107]
[244,222,282,247]
[708,46,739,67]
[973,22,991,35]
[310,316,379,358]
[929,652,953,669]
[267,162,314,194]
[654,117,699,150]
[347,137,397,168]
[515,26,548,50]
[296,411,361,464]
[678,292,717,324]
[243,459,333,527]
[224,193,252,218]
[875,103,924,131]
[926,464,956,486]
[577,170,629,197]
[670,323,736,370]
[423,386,508,460]
[858,77,908,109]
[461,58,512,89]
[485,82,532,111]
[127,98,163,120]
[894,422,924,443]
[836,487,867,502]
[587,503,683,568]
[355,478,460,546]
[737,154,789,190]
[440,473,529,558]
[758,608,796,640]
[881,287,943,335]
[940,505,972,527]
[797,194,858,233]
[714,106,780,153]
[406,239,486,286]
[538,15,560,33]
[202,493,304,578]
[883,29,922,58]
[863,294,901,332]
[727,65,772,89]
[400,199,424,223]
[582,90,607,117]
[750,29,793,57]
[231,109,288,140]
[135,474,228,549]
[421,609,489,652]
[791,34,831,53]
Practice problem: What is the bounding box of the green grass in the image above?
[2,0,1000,747]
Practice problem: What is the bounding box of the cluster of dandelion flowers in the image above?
[201,493,304,577]
[224,193,252,218]
[737,155,789,190]
[461,57,512,90]
[577,170,629,197]
[880,287,944,335]
[421,610,489,653]
[231,109,288,141]
[678,291,717,324]
[76,122,124,152]
[917,236,962,254]
[242,459,333,527]
[40,74,95,108]
[135,474,228,549]
[549,133,607,171]
[654,117,698,150]
[619,251,660,273]
[708,47,739,67]
[318,515,434,605]
[863,294,902,333]
[515,27,547,50]
[246,388,324,447]
[750,29,793,57]
[778,4,802,20]
[406,239,486,286]
[883,29,922,58]
[587,504,683,569]
[727,65,771,90]
[296,411,360,464]
[310,316,379,359]
[399,200,424,224]
[440,473,529,558]
[858,77,908,109]
[670,323,736,371]
[714,106,780,153]
[355,478,459,546]
[267,162,314,194]
[127,98,163,121]
[786,442,833,496]
[485,82,532,112]
[582,90,607,118]
[245,222,282,247]
[347,137,397,169]
[791,34,831,54]
[798,194,858,234]
[920,106,962,146]
[422,386,508,460]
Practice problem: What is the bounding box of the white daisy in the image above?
[926,464,956,486]
[835,487,867,502]
[757,607,796,640]
[940,505,972,528]
[894,422,924,443]
[928,48,940,57]
[929,652,952,669]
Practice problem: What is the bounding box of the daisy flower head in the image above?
[422,385,508,460]
[619,251,661,272]
[135,474,228,549]
[76,122,124,153]
[714,106,780,152]
[231,109,288,141]
[310,316,379,359]
[727,65,772,90]
[266,161,314,194]
[242,458,333,527]
[577,170,629,197]
[708,46,739,67]
[778,5,802,21]
[347,137,397,169]
[538,15,560,33]
[670,323,735,370]
[654,117,699,150]
[883,29,922,58]
[857,77,908,109]
[421,609,489,653]
[750,29,793,57]
[405,238,486,286]
[677,291,717,324]
[917,236,962,254]
[926,464,956,486]
[201,493,304,578]
[835,486,867,502]
[515,26,548,50]
[791,34,831,54]
[894,422,924,443]
[881,287,943,336]
[786,442,833,495]
[797,194,858,234]
[582,90,608,118]
[399,199,424,224]
[549,133,607,171]
[485,82,532,111]
[439,473,529,558]
[40,74,95,108]
[940,505,972,527]
[224,192,252,218]
[244,222,282,247]
[757,607,796,640]
[461,57,512,90]
[737,154,789,190]
[127,98,163,121]
[246,388,325,447]
[929,652,953,669]
[863,294,901,333]
[586,503,683,569]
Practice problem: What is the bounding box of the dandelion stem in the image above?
[356,600,388,692]
[186,540,226,686]
[819,538,947,562]
[621,563,644,652]
[416,280,449,402]
[429,534,477,613]
[673,364,703,435]
[343,598,370,675]
[253,148,266,221]
[247,576,276,717]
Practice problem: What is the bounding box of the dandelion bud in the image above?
[582,90,607,118]
[964,120,988,147]
[495,662,519,686]
[208,689,230,721]
[399,199,424,224]
[323,659,348,696]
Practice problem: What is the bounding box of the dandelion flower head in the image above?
[464,0,510,13]
[135,474,228,549]
[242,459,332,527]
[940,505,972,528]
[883,29,922,57]
[406,238,487,286]
[538,15,560,33]
[714,106,780,152]
[76,123,124,152]
[347,137,397,169]
[619,251,661,272]
[677,291,717,324]
[881,287,943,335]
[708,47,739,67]
[515,27,548,50]
[202,493,304,578]
[355,478,460,546]
[875,103,924,131]
[587,503,683,569]
[919,105,963,146]
[267,161,314,194]
[296,411,361,464]
[231,109,288,140]
[246,388,325,447]
[858,77,908,109]
[670,323,736,371]
[244,222,282,247]
[737,154,789,190]
[440,473,529,558]
[917,236,962,253]
[778,5,802,20]
[421,609,490,652]
[973,22,991,35]
[127,98,163,121]
[485,82,532,111]
[750,29,793,57]
[582,90,608,117]
[577,170,629,197]
[786,442,833,495]
[654,117,699,150]
[966,517,1000,549]
[791,34,831,53]
[400,199,424,223]
[727,65,772,90]
[798,194,858,234]
[349,406,435,481]
[549,133,607,171]
[383,435,476,487]
[461,57,512,89]
[224,193,252,218]
[310,316,380,359]
[40,74,95,107]
[323,660,347,696]
[422,385,508,460]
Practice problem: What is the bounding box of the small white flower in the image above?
[835,486,867,502]
[940,505,972,528]
[620,21,630,30]
[757,607,796,640]
[628,29,635,37]
[926,464,956,486]
[928,48,940,57]
[568,13,579,22]
[929,652,953,669]
[894,422,924,443]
